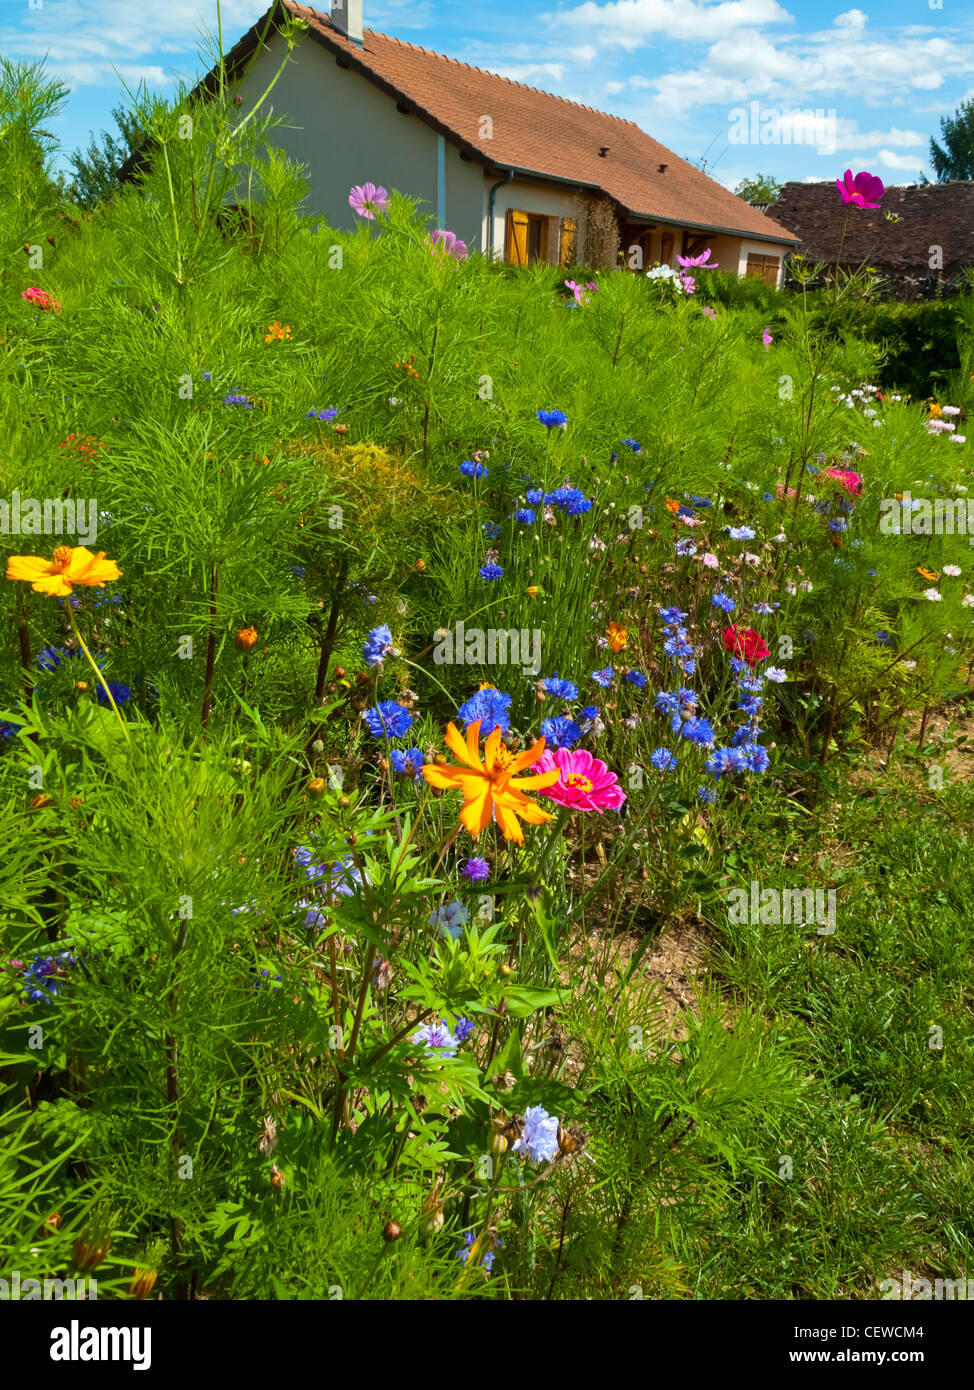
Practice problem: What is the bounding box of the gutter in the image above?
[486,167,514,259]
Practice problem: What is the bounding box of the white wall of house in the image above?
[234,30,486,247]
[736,239,785,288]
[486,179,587,263]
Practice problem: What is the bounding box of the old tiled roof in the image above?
[769,180,974,271]
[224,2,797,245]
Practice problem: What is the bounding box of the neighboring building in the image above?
[211,0,797,280]
[768,180,974,299]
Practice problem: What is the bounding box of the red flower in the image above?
[835,169,885,210]
[722,625,769,668]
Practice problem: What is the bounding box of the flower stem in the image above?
[68,610,130,743]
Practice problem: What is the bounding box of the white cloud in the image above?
[539,0,795,49]
[876,148,929,171]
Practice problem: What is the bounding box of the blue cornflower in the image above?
[828,517,848,533]
[698,785,718,803]
[650,748,677,771]
[482,522,502,539]
[624,670,647,689]
[296,899,329,931]
[711,593,736,612]
[526,488,543,505]
[655,692,680,715]
[514,508,536,524]
[691,496,712,508]
[462,857,491,883]
[541,673,579,700]
[753,601,778,614]
[705,747,746,778]
[680,717,715,746]
[541,715,582,749]
[659,607,688,625]
[429,900,469,941]
[663,635,693,659]
[306,407,338,421]
[390,747,425,777]
[677,687,697,706]
[461,459,488,479]
[362,701,414,740]
[202,370,212,382]
[675,539,696,557]
[591,667,615,688]
[874,630,891,645]
[621,437,641,452]
[0,721,23,740]
[413,1020,459,1056]
[738,743,770,773]
[21,952,76,1005]
[96,682,131,707]
[738,695,763,717]
[537,409,567,429]
[479,563,503,581]
[512,1105,561,1165]
[726,526,756,541]
[454,1017,477,1044]
[545,486,592,514]
[362,623,394,666]
[223,392,253,408]
[458,686,511,736]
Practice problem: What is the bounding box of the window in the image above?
[505,209,549,265]
[745,253,781,286]
[559,218,578,267]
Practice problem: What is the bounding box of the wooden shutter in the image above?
[745,253,780,285]
[506,208,529,265]
[559,217,578,267]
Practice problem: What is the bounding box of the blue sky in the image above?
[4,0,973,188]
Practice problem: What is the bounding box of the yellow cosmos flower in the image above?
[6,545,121,597]
[421,720,560,844]
[606,620,628,653]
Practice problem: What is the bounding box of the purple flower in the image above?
[428,228,468,260]
[363,623,394,666]
[362,701,414,740]
[591,667,614,688]
[512,1105,560,1166]
[462,857,491,883]
[413,1019,459,1056]
[349,182,389,220]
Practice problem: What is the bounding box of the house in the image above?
[212,0,798,280]
[767,180,974,299]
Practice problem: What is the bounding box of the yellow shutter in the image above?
[506,208,529,265]
[559,218,578,267]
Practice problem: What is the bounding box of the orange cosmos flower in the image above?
[264,320,292,342]
[235,625,259,650]
[421,720,561,844]
[917,567,939,582]
[664,496,681,513]
[606,620,628,653]
[6,545,121,597]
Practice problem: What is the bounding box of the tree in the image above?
[929,99,974,182]
[67,104,145,209]
[733,174,782,204]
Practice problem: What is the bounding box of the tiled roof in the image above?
[769,180,974,271]
[235,2,798,245]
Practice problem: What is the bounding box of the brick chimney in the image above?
[331,0,363,46]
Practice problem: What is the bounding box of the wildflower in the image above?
[545,486,592,514]
[606,620,628,652]
[659,607,688,625]
[363,623,395,665]
[727,526,756,541]
[680,716,715,746]
[701,552,719,568]
[835,169,885,209]
[526,488,544,505]
[96,682,131,707]
[223,392,253,408]
[917,567,939,582]
[462,857,491,883]
[722,626,769,668]
[624,670,647,689]
[621,437,641,452]
[761,328,773,350]
[650,748,677,771]
[922,588,942,602]
[482,522,501,538]
[479,563,503,581]
[536,409,568,429]
[235,626,258,650]
[823,467,862,497]
[514,508,536,525]
[413,1020,459,1057]
[460,459,488,479]
[264,320,291,342]
[454,1017,477,1044]
[390,747,425,777]
[454,1229,500,1272]
[943,565,961,577]
[305,407,338,421]
[6,546,121,597]
[349,182,389,219]
[705,747,745,778]
[540,715,582,749]
[428,228,468,259]
[512,1105,561,1166]
[701,305,717,320]
[541,673,578,700]
[764,666,787,683]
[362,701,414,740]
[753,601,778,614]
[712,593,736,612]
[536,746,626,812]
[874,630,891,644]
[698,785,717,803]
[458,686,511,737]
[422,721,560,843]
[428,900,469,940]
[678,248,718,269]
[578,704,601,734]
[591,666,614,688]
[21,287,61,312]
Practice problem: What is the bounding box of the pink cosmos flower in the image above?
[428,228,468,260]
[564,278,590,305]
[823,466,863,497]
[679,272,696,295]
[835,169,885,210]
[678,248,718,270]
[348,182,389,220]
[701,305,717,320]
[762,327,773,350]
[701,552,720,568]
[21,286,61,312]
[536,747,626,812]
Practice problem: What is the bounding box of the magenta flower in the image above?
[21,286,61,312]
[762,327,773,351]
[677,248,718,270]
[348,182,389,220]
[536,747,626,812]
[701,305,717,321]
[679,272,696,295]
[428,228,468,260]
[823,467,863,498]
[835,169,885,210]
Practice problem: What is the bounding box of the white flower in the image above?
[950,435,966,444]
[943,565,961,577]
[962,594,974,608]
[922,588,942,602]
[765,666,787,683]
[941,405,961,416]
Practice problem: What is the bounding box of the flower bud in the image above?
[269,1164,286,1190]
[128,1267,158,1300]
[235,626,258,650]
[307,777,326,794]
[383,1220,402,1243]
